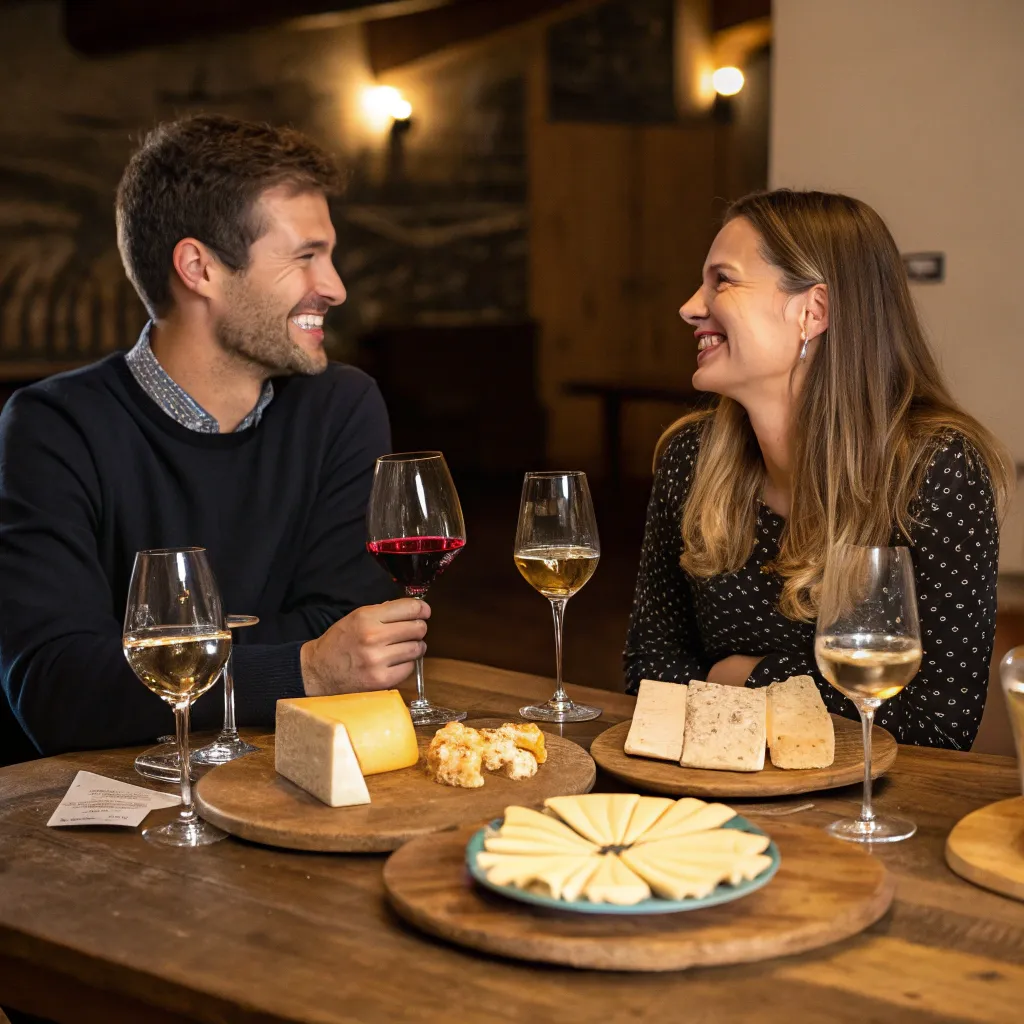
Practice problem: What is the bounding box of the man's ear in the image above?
[171,237,225,301]
[803,283,829,340]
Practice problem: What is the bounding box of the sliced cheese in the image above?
[491,825,598,853]
[634,797,732,843]
[583,853,651,905]
[767,675,835,769]
[274,705,370,807]
[620,848,721,900]
[637,830,770,858]
[477,853,590,888]
[624,679,687,761]
[544,794,615,846]
[621,796,676,846]
[680,680,767,772]
[561,857,604,902]
[606,793,641,845]
[277,690,418,776]
[531,855,603,899]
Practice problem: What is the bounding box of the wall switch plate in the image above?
[903,251,945,282]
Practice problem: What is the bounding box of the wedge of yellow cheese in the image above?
[277,690,418,777]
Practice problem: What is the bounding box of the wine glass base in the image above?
[826,815,917,844]
[135,748,182,783]
[519,701,603,724]
[143,818,226,848]
[191,736,259,766]
[410,703,467,727]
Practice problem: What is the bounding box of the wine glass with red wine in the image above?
[367,451,467,726]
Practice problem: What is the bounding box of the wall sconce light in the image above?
[362,85,413,130]
[711,67,745,97]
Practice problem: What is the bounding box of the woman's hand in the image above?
[706,654,763,687]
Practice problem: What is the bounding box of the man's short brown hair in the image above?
[116,114,342,317]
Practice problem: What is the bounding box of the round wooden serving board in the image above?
[945,796,1024,902]
[383,821,895,972]
[194,721,596,853]
[590,714,897,798]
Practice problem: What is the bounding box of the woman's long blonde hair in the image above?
[657,190,1012,621]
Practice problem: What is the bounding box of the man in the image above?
[0,114,430,761]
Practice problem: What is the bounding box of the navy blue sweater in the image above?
[0,354,396,759]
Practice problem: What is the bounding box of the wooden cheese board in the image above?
[945,796,1024,902]
[590,714,897,798]
[383,820,895,971]
[194,720,596,853]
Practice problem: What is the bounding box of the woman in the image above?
[624,189,1011,750]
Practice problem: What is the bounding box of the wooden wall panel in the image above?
[528,38,721,477]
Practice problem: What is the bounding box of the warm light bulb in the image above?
[362,85,413,128]
[712,67,745,97]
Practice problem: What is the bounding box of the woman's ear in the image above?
[804,283,829,340]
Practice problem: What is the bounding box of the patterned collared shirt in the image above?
[125,321,274,433]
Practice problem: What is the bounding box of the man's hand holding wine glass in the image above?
[299,598,431,697]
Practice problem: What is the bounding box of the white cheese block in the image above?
[767,675,835,769]
[680,681,767,772]
[624,679,687,761]
[274,703,371,807]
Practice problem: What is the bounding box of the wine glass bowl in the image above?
[367,452,467,726]
[514,471,602,723]
[122,547,230,847]
[815,544,921,843]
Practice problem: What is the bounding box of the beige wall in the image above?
[770,0,1024,569]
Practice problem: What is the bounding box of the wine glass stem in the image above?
[221,648,238,739]
[549,597,570,708]
[409,593,429,709]
[174,703,197,825]
[859,706,876,824]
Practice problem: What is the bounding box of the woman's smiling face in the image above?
[679,216,813,402]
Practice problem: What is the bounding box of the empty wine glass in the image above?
[367,452,467,726]
[514,471,601,722]
[815,544,921,843]
[123,547,230,847]
[192,614,260,765]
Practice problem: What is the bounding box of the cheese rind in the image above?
[277,690,418,776]
[767,675,835,769]
[624,679,687,761]
[274,705,371,807]
[680,680,767,772]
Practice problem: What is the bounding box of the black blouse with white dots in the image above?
[623,423,1000,750]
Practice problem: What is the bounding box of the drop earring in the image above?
[799,325,809,361]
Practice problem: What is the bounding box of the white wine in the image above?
[124,627,231,704]
[815,635,922,702]
[514,546,599,598]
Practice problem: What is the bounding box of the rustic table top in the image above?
[0,657,1021,1024]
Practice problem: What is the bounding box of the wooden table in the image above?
[0,658,1021,1024]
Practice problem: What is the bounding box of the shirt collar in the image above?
[125,321,274,434]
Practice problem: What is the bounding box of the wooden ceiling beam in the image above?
[62,0,456,55]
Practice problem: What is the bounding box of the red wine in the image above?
[367,536,465,596]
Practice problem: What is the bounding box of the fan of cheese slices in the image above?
[624,674,835,772]
[473,794,774,906]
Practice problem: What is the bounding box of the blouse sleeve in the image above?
[623,427,710,694]
[876,437,999,749]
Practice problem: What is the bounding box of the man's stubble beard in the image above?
[215,277,327,377]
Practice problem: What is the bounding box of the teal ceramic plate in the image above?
[466,814,780,915]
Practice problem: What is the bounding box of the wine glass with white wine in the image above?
[814,544,922,842]
[123,547,231,847]
[514,471,601,723]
